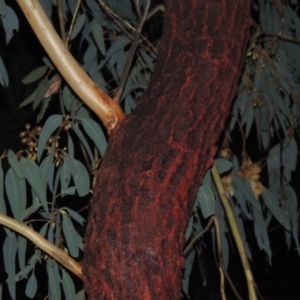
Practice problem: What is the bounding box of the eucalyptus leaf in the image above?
[261,188,291,231]
[25,273,38,299]
[1,5,19,44]
[62,214,81,257]
[22,66,48,84]
[196,171,215,218]
[20,157,48,212]
[81,118,107,156]
[62,269,76,300]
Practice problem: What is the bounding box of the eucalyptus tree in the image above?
[0,0,299,299]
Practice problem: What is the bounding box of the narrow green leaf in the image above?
[21,199,42,220]
[18,235,27,271]
[92,20,106,55]
[0,160,6,215]
[47,261,61,300]
[7,150,24,179]
[15,265,34,282]
[5,168,26,220]
[81,118,107,156]
[60,156,72,193]
[61,186,76,195]
[22,66,48,84]
[1,5,19,44]
[4,234,18,298]
[215,158,232,174]
[25,273,38,299]
[72,125,95,163]
[3,233,17,276]
[71,158,90,197]
[39,222,49,237]
[62,207,85,225]
[39,155,53,190]
[71,13,85,40]
[20,157,48,212]
[62,269,76,300]
[196,172,215,218]
[261,188,291,231]
[62,215,80,257]
[37,114,62,161]
[75,290,86,300]
[32,78,49,110]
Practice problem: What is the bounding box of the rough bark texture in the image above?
[82,1,251,299]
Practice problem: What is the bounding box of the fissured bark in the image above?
[82,1,251,299]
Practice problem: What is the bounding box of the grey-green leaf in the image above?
[62,269,76,300]
[47,261,61,300]
[81,118,107,156]
[215,158,232,174]
[71,158,90,197]
[71,13,85,40]
[196,171,215,218]
[20,157,48,212]
[261,188,291,231]
[62,214,80,257]
[1,5,19,44]
[92,20,106,55]
[5,168,26,220]
[25,273,38,299]
[22,66,48,84]
[7,150,24,179]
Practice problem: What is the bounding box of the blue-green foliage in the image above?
[183,0,300,298]
[0,0,299,299]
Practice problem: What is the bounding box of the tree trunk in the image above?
[82,1,251,299]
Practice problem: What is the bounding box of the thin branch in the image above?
[133,0,142,19]
[113,0,151,103]
[214,217,227,300]
[65,0,81,47]
[220,265,244,300]
[17,0,125,132]
[97,0,134,39]
[146,4,165,21]
[57,0,66,42]
[211,164,257,300]
[183,215,215,256]
[98,0,157,53]
[0,212,83,280]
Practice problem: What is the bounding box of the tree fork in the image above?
[82,1,251,299]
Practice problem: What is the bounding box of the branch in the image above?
[183,215,215,256]
[16,0,125,132]
[0,212,83,280]
[211,164,257,300]
[113,0,151,103]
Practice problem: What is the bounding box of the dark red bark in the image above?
[82,1,251,299]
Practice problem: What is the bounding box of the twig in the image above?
[146,4,165,21]
[183,216,215,256]
[113,0,150,102]
[214,217,227,300]
[65,0,81,47]
[220,265,244,300]
[57,0,66,42]
[98,0,157,53]
[0,212,83,280]
[211,164,257,300]
[133,0,141,19]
